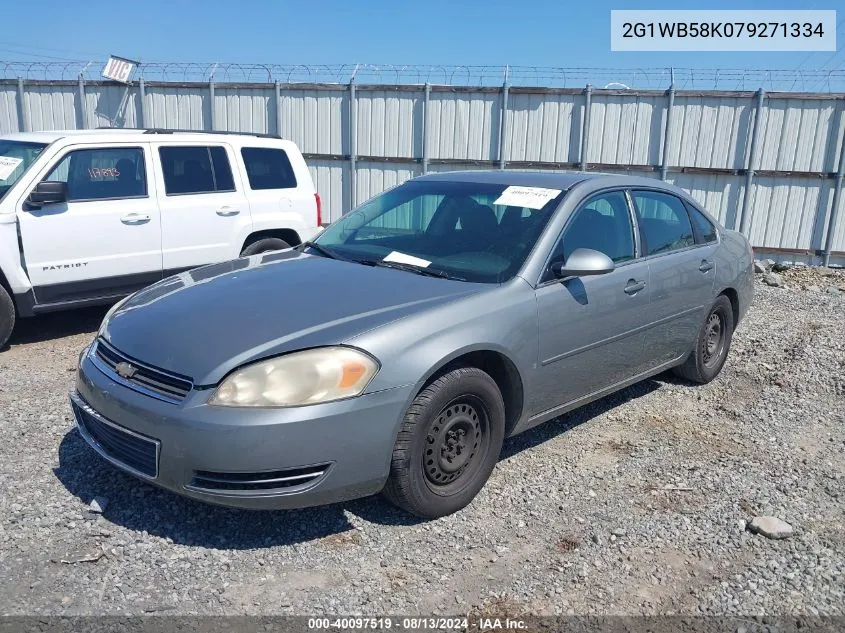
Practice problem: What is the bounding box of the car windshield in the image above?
[313,180,565,283]
[0,140,47,201]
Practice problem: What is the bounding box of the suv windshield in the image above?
[313,180,565,283]
[0,140,47,201]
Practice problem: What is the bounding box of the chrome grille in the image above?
[71,394,159,478]
[188,464,330,492]
[93,339,193,403]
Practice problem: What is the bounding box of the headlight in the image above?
[209,347,379,408]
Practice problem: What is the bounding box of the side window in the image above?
[549,191,635,268]
[631,191,696,256]
[684,201,718,244]
[159,146,235,195]
[44,147,146,201]
[241,147,297,190]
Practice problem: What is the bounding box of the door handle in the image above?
[216,207,240,217]
[699,260,714,273]
[624,279,646,295]
[120,213,151,225]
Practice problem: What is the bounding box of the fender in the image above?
[0,213,32,295]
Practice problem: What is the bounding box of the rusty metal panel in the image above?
[505,92,580,163]
[85,84,140,129]
[356,89,421,159]
[745,177,832,251]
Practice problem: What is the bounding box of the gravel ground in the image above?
[0,268,843,617]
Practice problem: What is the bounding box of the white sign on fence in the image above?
[102,56,138,83]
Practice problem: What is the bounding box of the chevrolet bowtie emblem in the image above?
[115,361,138,379]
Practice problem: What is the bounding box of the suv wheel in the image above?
[383,367,505,519]
[240,238,290,257]
[672,294,735,384]
[0,285,15,350]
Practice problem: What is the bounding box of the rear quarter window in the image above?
[240,147,297,190]
[684,200,718,243]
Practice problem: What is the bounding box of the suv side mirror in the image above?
[551,248,615,278]
[26,181,68,208]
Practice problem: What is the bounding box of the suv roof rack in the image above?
[95,127,280,139]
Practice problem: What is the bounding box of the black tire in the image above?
[240,237,290,257]
[383,367,505,519]
[672,294,735,384]
[0,284,14,350]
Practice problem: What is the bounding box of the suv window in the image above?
[631,190,695,256]
[241,147,297,190]
[684,201,718,243]
[44,147,146,201]
[159,146,235,195]
[548,191,635,271]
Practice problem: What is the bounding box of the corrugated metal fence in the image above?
[1,78,844,265]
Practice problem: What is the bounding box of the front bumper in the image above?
[72,352,413,510]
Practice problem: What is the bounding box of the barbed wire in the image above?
[0,61,844,91]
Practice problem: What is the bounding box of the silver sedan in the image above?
[72,171,754,518]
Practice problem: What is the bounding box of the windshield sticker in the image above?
[383,251,432,268]
[0,156,23,180]
[494,186,561,210]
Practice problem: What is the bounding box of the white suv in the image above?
[0,129,321,348]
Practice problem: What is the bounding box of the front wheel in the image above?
[382,367,505,519]
[672,295,735,384]
[0,284,14,350]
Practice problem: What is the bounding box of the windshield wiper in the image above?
[359,259,465,281]
[299,241,350,262]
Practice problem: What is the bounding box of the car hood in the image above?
[100,251,485,385]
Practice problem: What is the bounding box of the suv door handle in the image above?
[120,213,151,225]
[216,207,240,217]
[624,279,646,295]
[699,260,714,273]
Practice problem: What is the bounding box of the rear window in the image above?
[240,147,297,190]
[159,146,235,195]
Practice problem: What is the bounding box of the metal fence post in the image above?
[16,77,29,132]
[77,74,88,129]
[422,82,431,174]
[138,77,147,128]
[349,79,358,207]
[208,80,216,131]
[498,71,509,170]
[275,80,282,137]
[822,124,845,267]
[660,81,676,181]
[738,88,765,235]
[580,84,593,172]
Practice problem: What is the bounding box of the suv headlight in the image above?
[209,347,379,408]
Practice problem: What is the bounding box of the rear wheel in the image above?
[0,285,15,350]
[383,367,505,519]
[240,237,290,257]
[672,294,734,384]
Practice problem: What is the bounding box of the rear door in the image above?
[630,189,716,367]
[532,190,651,414]
[17,143,162,304]
[153,144,251,272]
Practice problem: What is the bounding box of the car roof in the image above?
[1,128,291,146]
[414,169,693,197]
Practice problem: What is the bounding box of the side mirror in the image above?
[26,181,68,208]
[551,248,615,278]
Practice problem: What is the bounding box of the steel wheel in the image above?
[423,397,489,495]
[701,310,725,367]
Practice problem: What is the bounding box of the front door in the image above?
[532,190,652,416]
[153,144,252,272]
[17,143,162,304]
